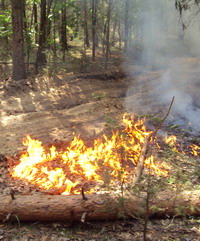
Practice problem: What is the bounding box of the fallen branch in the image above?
[131,135,151,185]
[153,96,175,136]
[0,190,200,222]
[132,96,175,185]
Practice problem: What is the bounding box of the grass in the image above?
[91,92,107,101]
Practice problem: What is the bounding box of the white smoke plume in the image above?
[125,0,200,134]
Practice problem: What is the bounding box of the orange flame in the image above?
[190,144,200,157]
[11,114,170,195]
[163,135,179,152]
[164,135,200,157]
[164,135,177,146]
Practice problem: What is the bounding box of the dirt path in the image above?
[0,72,128,155]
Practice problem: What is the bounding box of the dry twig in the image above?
[132,96,175,185]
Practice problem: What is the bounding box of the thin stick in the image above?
[10,190,15,200]
[132,135,151,185]
[132,96,175,185]
[152,96,175,137]
[81,188,88,200]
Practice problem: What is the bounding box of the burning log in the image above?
[0,190,200,222]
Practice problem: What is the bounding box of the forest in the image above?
[2,0,143,79]
[0,0,200,240]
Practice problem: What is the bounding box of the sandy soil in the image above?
[0,71,130,155]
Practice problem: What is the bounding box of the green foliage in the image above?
[175,204,186,216]
[26,0,40,4]
[151,116,162,124]
[0,9,12,37]
[24,28,36,47]
[92,92,106,100]
[170,124,180,130]
[103,115,118,128]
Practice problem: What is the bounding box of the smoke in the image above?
[156,69,200,133]
[125,0,200,134]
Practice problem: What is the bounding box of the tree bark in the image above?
[60,1,68,51]
[105,0,112,70]
[91,0,98,62]
[11,0,26,80]
[0,191,200,222]
[46,0,53,42]
[33,3,38,43]
[83,0,90,48]
[22,0,27,31]
[35,0,47,74]
[124,0,130,53]
[111,6,117,45]
[35,0,54,73]
[117,15,122,49]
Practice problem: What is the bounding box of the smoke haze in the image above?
[125,0,200,134]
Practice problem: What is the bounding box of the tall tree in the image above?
[35,0,47,73]
[46,0,53,41]
[124,0,130,53]
[91,0,98,61]
[33,1,38,43]
[11,0,26,80]
[83,0,90,48]
[60,0,68,51]
[35,0,53,73]
[105,0,112,69]
[111,1,118,45]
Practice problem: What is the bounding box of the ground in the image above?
[0,70,128,155]
[0,56,200,240]
[0,218,200,241]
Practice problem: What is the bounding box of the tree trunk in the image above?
[111,10,117,45]
[83,0,90,48]
[35,0,47,74]
[52,8,57,58]
[35,0,54,73]
[74,11,79,39]
[46,0,53,43]
[22,0,31,73]
[124,0,130,53]
[105,0,112,70]
[118,17,122,49]
[60,1,68,51]
[0,191,200,222]
[33,3,38,44]
[22,0,27,31]
[11,0,26,80]
[91,0,98,62]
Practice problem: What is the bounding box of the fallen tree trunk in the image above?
[0,190,200,222]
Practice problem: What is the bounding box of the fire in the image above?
[11,114,170,195]
[145,156,168,176]
[164,135,200,157]
[190,144,200,157]
[164,135,177,146]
